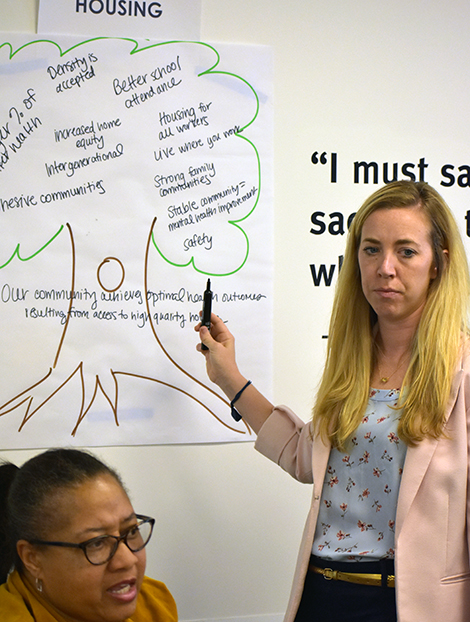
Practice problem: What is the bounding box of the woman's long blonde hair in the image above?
[313,181,470,449]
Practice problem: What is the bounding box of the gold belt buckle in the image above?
[322,568,336,580]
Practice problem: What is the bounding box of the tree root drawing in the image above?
[0,220,252,437]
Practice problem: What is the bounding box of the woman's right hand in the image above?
[195,313,246,398]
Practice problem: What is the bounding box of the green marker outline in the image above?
[0,38,261,276]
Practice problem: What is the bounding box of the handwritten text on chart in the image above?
[0,37,270,445]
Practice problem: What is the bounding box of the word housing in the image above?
[75,0,163,18]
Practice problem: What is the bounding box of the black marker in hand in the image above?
[201,278,212,350]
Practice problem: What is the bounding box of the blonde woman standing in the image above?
[196,181,470,622]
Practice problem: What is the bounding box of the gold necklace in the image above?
[375,344,409,384]
[379,360,406,384]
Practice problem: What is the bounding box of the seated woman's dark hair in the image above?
[0,448,124,584]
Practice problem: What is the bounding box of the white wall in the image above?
[2,1,470,620]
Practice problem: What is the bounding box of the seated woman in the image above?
[0,447,178,622]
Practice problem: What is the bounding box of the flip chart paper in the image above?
[0,34,273,448]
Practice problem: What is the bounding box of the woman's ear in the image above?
[439,248,450,275]
[433,248,449,280]
[16,540,43,577]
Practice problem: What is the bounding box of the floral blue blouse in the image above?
[312,388,406,562]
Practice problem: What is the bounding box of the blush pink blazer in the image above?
[255,348,470,622]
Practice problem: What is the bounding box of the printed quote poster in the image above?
[0,34,273,448]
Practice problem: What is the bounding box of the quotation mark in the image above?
[311,151,327,165]
[311,151,337,183]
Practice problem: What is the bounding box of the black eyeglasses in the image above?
[29,514,155,565]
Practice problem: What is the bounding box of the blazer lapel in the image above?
[395,436,439,532]
[395,366,463,533]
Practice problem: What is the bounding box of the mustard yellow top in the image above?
[0,570,178,621]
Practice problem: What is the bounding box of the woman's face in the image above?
[29,474,146,622]
[358,205,437,329]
